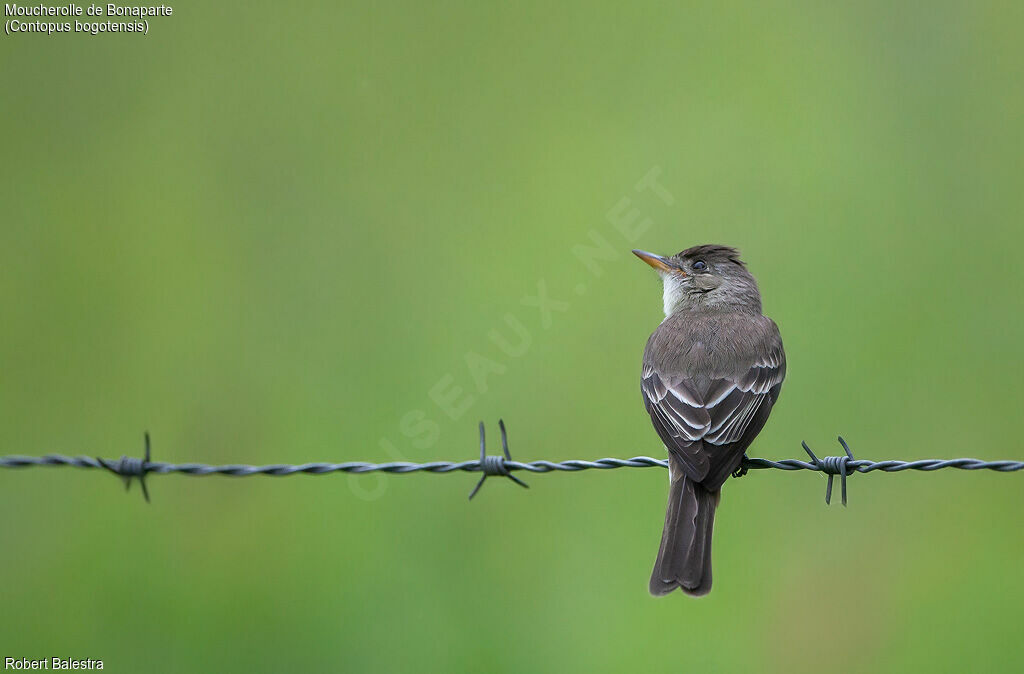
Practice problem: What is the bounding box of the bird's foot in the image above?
[731,455,749,479]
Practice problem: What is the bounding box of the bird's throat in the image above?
[662,277,684,318]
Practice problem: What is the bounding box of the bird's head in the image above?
[633,244,762,317]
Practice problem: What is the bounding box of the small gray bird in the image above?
[633,245,786,596]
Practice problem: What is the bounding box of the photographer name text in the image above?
[4,658,102,670]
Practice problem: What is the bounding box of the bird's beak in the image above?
[632,249,684,275]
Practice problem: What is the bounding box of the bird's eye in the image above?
[692,260,707,272]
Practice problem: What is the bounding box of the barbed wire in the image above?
[1,422,1021,506]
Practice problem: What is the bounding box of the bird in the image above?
[633,245,786,596]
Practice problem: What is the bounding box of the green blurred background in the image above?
[2,1,1023,672]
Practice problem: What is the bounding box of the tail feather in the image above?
[649,463,719,597]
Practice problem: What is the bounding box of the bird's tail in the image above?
[649,460,719,597]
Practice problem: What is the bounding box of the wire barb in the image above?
[468,420,529,500]
[97,432,152,503]
[801,436,855,506]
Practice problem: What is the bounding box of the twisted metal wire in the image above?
[1,424,1021,505]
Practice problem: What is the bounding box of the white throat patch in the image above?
[662,276,680,318]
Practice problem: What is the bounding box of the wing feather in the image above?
[642,341,785,487]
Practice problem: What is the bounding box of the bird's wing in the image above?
[641,343,785,487]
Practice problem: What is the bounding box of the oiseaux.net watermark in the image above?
[348,166,675,499]
[4,657,103,670]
